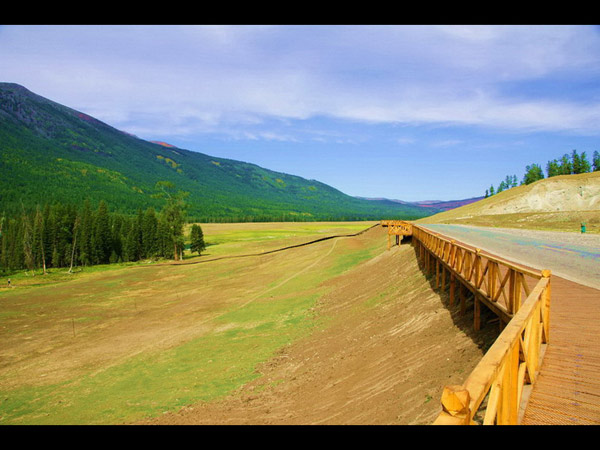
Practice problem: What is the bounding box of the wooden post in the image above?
[436,259,440,289]
[489,262,497,301]
[434,385,472,425]
[442,266,446,292]
[498,342,520,424]
[449,274,456,307]
[508,269,516,314]
[474,249,481,288]
[541,269,551,343]
[474,295,481,331]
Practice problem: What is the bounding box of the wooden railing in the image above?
[380,220,412,250]
[388,222,551,425]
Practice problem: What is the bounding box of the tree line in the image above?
[486,150,600,197]
[0,182,206,276]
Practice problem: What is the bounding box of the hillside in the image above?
[417,171,600,233]
[0,83,437,221]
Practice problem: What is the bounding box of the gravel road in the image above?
[421,224,600,290]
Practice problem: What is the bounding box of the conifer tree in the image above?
[33,206,47,274]
[93,200,112,264]
[572,150,582,174]
[141,208,159,258]
[559,154,572,175]
[155,181,188,261]
[78,200,93,266]
[123,217,141,262]
[547,160,559,177]
[580,151,591,173]
[522,164,544,185]
[190,224,206,256]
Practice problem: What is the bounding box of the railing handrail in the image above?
[412,224,542,279]
[386,221,551,425]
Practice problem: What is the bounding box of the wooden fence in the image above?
[387,222,551,425]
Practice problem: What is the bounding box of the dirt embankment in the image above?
[138,230,498,425]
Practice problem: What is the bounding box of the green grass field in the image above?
[0,221,382,424]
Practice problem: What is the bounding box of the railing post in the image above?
[541,270,551,343]
[434,385,472,425]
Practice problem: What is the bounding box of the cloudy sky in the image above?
[1,25,599,201]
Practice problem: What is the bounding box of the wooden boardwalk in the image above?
[433,233,600,424]
[392,221,600,425]
[521,275,600,425]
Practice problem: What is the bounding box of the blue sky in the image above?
[1,25,599,201]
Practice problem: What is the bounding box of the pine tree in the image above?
[580,151,591,173]
[21,208,34,272]
[547,159,560,177]
[593,151,600,171]
[572,150,582,174]
[123,217,141,262]
[559,154,572,175]
[190,224,206,256]
[141,208,159,259]
[522,164,544,185]
[93,200,112,264]
[78,199,93,266]
[155,181,188,261]
[33,206,47,274]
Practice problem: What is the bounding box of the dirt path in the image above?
[422,224,600,290]
[137,229,498,425]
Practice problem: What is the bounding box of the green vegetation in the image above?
[0,222,384,424]
[0,83,435,222]
[0,183,189,275]
[189,224,206,255]
[485,149,599,197]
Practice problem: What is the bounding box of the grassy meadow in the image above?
[0,221,381,424]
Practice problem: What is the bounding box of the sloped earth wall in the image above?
[138,229,498,425]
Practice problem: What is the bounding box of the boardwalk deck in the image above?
[521,276,600,425]
[409,224,600,425]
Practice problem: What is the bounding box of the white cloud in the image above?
[1,25,600,139]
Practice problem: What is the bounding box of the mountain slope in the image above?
[357,196,485,212]
[0,83,437,221]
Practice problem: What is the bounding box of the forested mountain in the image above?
[0,83,437,221]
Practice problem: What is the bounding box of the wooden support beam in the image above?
[442,266,446,292]
[474,296,481,331]
[449,274,455,307]
[460,283,466,315]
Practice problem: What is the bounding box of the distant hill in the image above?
[356,196,484,212]
[0,82,438,221]
[416,171,600,232]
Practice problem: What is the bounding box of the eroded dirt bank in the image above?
[138,231,498,425]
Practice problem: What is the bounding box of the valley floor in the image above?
[137,227,498,425]
[0,223,498,425]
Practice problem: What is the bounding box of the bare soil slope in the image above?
[418,172,600,233]
[138,229,498,425]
